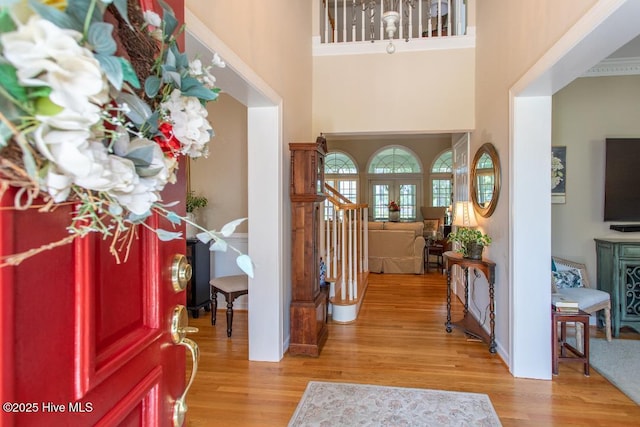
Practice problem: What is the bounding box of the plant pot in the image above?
[464,242,484,260]
[389,210,400,222]
[186,212,198,239]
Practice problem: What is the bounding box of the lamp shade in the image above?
[452,201,478,227]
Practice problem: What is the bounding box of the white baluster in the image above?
[333,208,338,275]
[333,0,338,42]
[341,209,346,299]
[364,207,369,271]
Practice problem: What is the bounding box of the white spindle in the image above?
[364,207,369,271]
[333,0,338,43]
[333,209,338,274]
[379,0,383,40]
[360,5,365,41]
[352,208,357,300]
[324,0,329,42]
[447,0,451,36]
[418,0,423,38]
[342,0,347,42]
[326,213,331,279]
[341,209,346,299]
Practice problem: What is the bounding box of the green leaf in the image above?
[119,58,140,89]
[144,75,161,98]
[164,47,177,68]
[126,143,156,167]
[163,70,181,88]
[117,92,151,126]
[67,0,103,25]
[136,166,164,177]
[26,86,52,100]
[88,22,116,55]
[29,0,81,31]
[96,54,123,91]
[182,85,218,102]
[109,0,131,27]
[0,63,27,103]
[0,7,17,33]
[236,255,254,278]
[108,202,123,216]
[157,0,178,38]
[155,229,182,241]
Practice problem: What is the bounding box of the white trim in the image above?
[583,56,640,77]
[185,9,285,362]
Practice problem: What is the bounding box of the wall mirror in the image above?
[471,143,501,218]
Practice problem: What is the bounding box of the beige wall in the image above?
[552,75,640,277]
[474,0,598,359]
[327,135,452,213]
[189,94,248,233]
[313,49,475,135]
[186,0,313,141]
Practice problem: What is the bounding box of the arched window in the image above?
[367,146,422,221]
[430,150,452,207]
[325,151,358,219]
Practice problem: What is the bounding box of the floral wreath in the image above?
[0,0,253,276]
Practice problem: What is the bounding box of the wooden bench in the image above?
[210,275,248,337]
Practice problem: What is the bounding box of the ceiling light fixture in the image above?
[382,0,417,54]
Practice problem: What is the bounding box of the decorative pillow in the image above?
[552,269,584,289]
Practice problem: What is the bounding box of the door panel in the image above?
[0,1,189,425]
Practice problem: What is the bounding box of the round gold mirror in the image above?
[471,143,501,218]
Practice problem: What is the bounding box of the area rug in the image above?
[589,338,640,405]
[288,381,502,426]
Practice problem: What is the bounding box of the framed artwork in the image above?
[551,146,566,204]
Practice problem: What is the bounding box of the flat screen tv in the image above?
[604,138,640,221]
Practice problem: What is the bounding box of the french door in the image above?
[369,178,421,221]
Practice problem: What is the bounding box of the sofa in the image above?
[368,222,425,274]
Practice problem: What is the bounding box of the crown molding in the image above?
[583,57,640,77]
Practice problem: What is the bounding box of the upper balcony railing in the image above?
[320,0,466,47]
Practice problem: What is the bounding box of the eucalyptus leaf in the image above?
[136,166,163,178]
[117,92,152,126]
[164,47,176,69]
[220,218,247,237]
[96,54,123,91]
[196,231,214,244]
[182,85,218,102]
[164,71,181,88]
[157,200,181,208]
[29,0,81,31]
[158,0,178,38]
[119,58,140,89]
[144,75,161,98]
[67,0,103,26]
[109,0,131,27]
[236,254,254,278]
[108,202,123,216]
[166,211,182,225]
[128,211,152,223]
[125,144,155,166]
[209,238,228,252]
[155,229,182,241]
[88,22,116,55]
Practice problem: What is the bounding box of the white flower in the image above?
[33,125,93,177]
[212,53,226,68]
[189,58,217,89]
[1,15,109,128]
[161,89,212,158]
[143,10,162,27]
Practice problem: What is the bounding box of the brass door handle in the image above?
[170,305,200,427]
[171,254,192,292]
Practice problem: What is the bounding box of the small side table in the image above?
[425,244,444,273]
[444,251,496,353]
[552,307,590,376]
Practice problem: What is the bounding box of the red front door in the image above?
[0,1,193,425]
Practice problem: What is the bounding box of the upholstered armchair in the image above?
[551,256,612,349]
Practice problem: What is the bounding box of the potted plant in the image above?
[186,191,208,214]
[448,227,492,259]
[186,192,208,238]
[388,200,400,222]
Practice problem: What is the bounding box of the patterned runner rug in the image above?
[288,381,502,426]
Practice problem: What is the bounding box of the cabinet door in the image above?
[619,259,640,323]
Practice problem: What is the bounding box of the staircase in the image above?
[322,183,369,323]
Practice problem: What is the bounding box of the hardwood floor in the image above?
[185,273,640,426]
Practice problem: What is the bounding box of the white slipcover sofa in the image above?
[368,222,425,274]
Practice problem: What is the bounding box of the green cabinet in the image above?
[594,238,640,336]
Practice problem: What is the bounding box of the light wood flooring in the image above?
[186,272,640,426]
